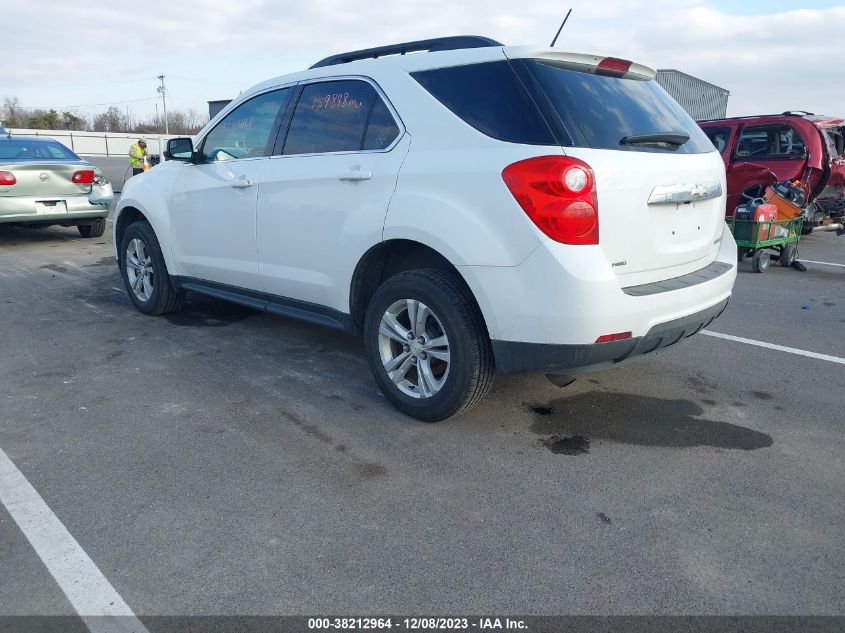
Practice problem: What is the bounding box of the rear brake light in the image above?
[0,171,15,186]
[595,332,632,343]
[596,57,632,78]
[72,169,95,184]
[501,156,599,245]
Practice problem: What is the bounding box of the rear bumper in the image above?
[0,193,110,224]
[458,222,737,373]
[492,297,729,373]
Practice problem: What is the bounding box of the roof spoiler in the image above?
[310,36,503,68]
[504,48,656,81]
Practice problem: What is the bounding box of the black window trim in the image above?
[195,84,297,164]
[271,75,405,158]
[732,123,807,162]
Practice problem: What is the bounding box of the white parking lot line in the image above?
[0,448,149,633]
[702,330,845,365]
[800,259,845,268]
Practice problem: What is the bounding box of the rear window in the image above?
[0,139,79,161]
[411,62,557,145]
[524,60,715,154]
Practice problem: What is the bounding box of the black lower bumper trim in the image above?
[492,298,730,374]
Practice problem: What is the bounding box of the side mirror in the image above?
[165,137,195,162]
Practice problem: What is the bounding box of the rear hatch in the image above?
[510,51,726,286]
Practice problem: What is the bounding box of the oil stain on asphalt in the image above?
[529,392,773,453]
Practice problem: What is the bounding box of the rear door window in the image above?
[734,125,806,159]
[411,62,557,145]
[522,60,715,154]
[283,80,399,155]
[363,98,400,150]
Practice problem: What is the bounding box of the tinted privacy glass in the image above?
[525,60,715,154]
[285,81,397,155]
[0,140,78,161]
[202,89,290,162]
[412,62,556,145]
[363,99,400,150]
[735,125,806,158]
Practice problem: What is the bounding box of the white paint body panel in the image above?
[258,135,411,311]
[170,158,267,290]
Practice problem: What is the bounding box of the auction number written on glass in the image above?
[312,92,364,110]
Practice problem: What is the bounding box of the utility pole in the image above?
[157,74,169,135]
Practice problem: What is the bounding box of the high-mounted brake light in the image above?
[72,169,95,184]
[501,156,599,245]
[0,171,16,186]
[595,57,632,78]
[595,332,632,344]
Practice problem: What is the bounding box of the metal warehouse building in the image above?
[656,69,729,121]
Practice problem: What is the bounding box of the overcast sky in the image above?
[3,0,842,122]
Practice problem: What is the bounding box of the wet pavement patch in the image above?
[531,391,773,451]
[165,295,255,327]
[83,256,116,267]
[751,391,774,401]
[542,434,590,455]
[527,403,554,416]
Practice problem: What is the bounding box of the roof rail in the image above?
[782,111,814,116]
[310,36,503,69]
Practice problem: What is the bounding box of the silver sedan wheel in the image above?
[125,238,154,302]
[378,299,450,399]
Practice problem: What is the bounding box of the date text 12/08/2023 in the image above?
[307,617,529,630]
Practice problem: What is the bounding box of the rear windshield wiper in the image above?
[619,132,690,147]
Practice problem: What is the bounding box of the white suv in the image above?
[114,36,737,421]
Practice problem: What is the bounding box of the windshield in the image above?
[524,60,716,154]
[0,139,80,161]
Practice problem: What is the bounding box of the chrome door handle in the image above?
[230,177,254,188]
[338,169,372,182]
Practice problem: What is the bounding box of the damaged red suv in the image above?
[700,112,845,229]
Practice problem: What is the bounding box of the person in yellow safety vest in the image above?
[128,138,148,176]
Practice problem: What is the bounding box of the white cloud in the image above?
[2,0,842,119]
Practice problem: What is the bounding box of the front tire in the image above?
[78,218,106,238]
[363,269,494,422]
[119,221,183,315]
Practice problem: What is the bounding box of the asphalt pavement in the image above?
[0,213,842,621]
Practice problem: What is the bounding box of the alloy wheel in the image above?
[125,238,154,302]
[378,299,451,399]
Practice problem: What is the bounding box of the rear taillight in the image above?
[595,57,632,78]
[0,171,16,186]
[501,156,598,245]
[595,332,632,344]
[72,169,95,184]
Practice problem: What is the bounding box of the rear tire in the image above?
[779,243,798,267]
[363,268,494,422]
[119,221,183,315]
[78,218,106,238]
[751,250,770,273]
